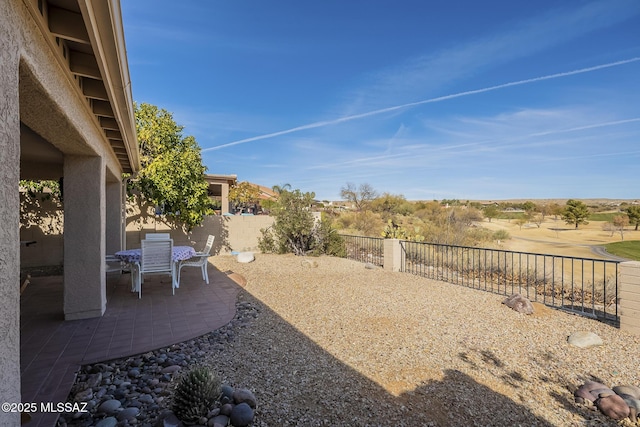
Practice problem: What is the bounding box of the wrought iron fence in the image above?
[341,235,384,266]
[400,241,620,325]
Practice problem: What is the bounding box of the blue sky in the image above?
[121,0,640,201]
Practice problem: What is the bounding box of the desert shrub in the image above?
[310,215,346,257]
[493,229,511,241]
[259,189,345,256]
[334,211,356,229]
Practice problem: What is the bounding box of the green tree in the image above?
[259,188,344,256]
[483,205,500,222]
[522,201,537,214]
[625,205,640,231]
[561,199,590,229]
[370,193,415,217]
[229,181,260,213]
[130,103,212,230]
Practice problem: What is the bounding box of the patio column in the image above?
[221,182,230,214]
[105,178,123,255]
[63,155,107,320]
[0,8,22,424]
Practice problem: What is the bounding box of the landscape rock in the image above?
[237,252,255,263]
[97,399,121,415]
[94,417,117,427]
[567,331,603,348]
[595,393,630,420]
[229,402,254,427]
[613,385,640,400]
[232,388,257,408]
[502,293,534,314]
[574,381,613,404]
[364,262,377,269]
[209,415,229,427]
[74,388,93,402]
[157,411,184,427]
[219,403,234,416]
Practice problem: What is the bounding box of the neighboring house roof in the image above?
[251,183,277,201]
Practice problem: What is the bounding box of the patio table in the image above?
[115,246,196,292]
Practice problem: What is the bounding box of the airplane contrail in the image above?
[202,57,640,152]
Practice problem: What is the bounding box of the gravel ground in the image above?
[207,253,640,427]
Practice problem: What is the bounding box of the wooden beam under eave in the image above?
[92,100,114,117]
[111,145,127,153]
[106,130,122,140]
[100,117,119,130]
[69,51,101,79]
[82,78,108,100]
[48,6,90,44]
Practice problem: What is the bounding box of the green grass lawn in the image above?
[604,240,640,261]
[589,212,619,221]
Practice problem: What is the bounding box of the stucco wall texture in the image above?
[1,2,24,425]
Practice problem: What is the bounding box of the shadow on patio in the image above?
[20,264,239,427]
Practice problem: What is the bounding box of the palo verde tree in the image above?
[130,102,212,230]
[561,199,590,229]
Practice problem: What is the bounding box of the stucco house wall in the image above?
[2,0,139,424]
[0,1,22,421]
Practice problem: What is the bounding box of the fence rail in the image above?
[401,241,619,324]
[341,235,384,266]
[340,235,620,325]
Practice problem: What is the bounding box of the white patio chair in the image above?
[145,233,171,240]
[105,254,124,274]
[136,238,175,298]
[177,235,215,286]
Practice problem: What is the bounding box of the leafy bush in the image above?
[492,229,511,241]
[259,189,346,256]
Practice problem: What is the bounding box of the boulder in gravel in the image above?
[157,411,183,427]
[233,388,257,408]
[237,252,255,263]
[364,262,377,270]
[230,402,254,427]
[613,386,640,421]
[595,393,630,420]
[567,331,603,348]
[502,294,534,314]
[219,403,234,416]
[613,385,640,400]
[161,365,181,374]
[574,381,613,404]
[209,415,229,427]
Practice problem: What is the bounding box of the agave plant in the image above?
[172,366,221,425]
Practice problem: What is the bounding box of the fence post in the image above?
[384,239,402,272]
[619,261,640,336]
